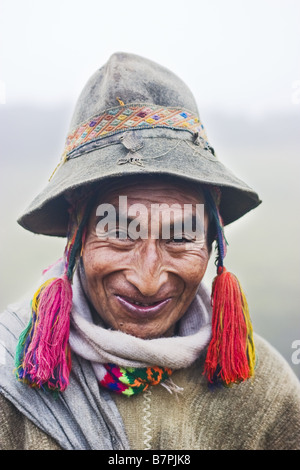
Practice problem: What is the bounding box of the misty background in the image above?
[0,0,299,379]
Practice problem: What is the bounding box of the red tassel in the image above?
[204,267,255,385]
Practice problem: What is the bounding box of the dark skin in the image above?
[82,179,210,340]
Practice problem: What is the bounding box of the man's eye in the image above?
[115,229,129,239]
[169,236,193,244]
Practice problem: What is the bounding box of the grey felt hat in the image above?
[18,52,261,237]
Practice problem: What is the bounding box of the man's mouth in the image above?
[115,295,171,317]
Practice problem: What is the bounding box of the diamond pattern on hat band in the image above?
[63,103,208,160]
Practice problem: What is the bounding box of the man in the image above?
[1,52,299,450]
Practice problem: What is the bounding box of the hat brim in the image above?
[17,129,261,237]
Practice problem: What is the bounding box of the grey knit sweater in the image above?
[1,331,300,450]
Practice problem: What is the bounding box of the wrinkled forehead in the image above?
[93,175,205,207]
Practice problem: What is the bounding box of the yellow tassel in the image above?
[240,288,256,377]
[116,97,125,106]
[48,152,69,181]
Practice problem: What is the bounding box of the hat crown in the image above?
[69,52,199,131]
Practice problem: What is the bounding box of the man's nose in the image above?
[125,241,168,297]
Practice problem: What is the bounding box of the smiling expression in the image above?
[81,178,210,339]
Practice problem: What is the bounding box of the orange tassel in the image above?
[204,267,255,385]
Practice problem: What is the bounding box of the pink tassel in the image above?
[23,274,73,391]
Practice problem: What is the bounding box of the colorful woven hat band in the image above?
[62,103,210,161]
[203,187,256,385]
[15,185,255,393]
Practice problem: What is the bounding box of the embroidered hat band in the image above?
[64,103,209,161]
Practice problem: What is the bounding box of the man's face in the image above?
[82,179,210,339]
